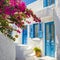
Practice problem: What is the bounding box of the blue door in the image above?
[45,22,55,57]
[22,26,27,44]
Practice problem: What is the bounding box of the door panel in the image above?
[50,22,55,57]
[45,23,51,56]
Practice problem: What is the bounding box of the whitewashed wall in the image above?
[54,0,60,60]
[27,0,43,13]
[14,0,60,60]
[0,32,16,60]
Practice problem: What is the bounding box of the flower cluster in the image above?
[0,0,41,40]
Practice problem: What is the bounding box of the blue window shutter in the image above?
[43,0,48,7]
[30,24,35,38]
[38,23,43,38]
[49,0,52,5]
[22,26,27,44]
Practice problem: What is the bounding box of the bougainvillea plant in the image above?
[0,0,41,40]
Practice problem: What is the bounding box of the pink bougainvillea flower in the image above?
[18,2,26,12]
[10,0,22,6]
[9,0,15,6]
[0,9,2,14]
[15,23,20,27]
[26,21,31,24]
[4,6,16,15]
[16,30,21,33]
[9,0,26,12]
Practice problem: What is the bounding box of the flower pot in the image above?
[35,51,42,57]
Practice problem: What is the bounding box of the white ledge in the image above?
[34,56,55,60]
[32,38,41,41]
[14,43,29,46]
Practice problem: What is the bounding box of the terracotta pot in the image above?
[35,51,42,57]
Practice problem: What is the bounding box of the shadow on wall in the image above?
[54,9,60,60]
[16,45,26,60]
[0,32,15,60]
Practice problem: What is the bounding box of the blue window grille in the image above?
[23,0,36,5]
[43,0,55,7]
[22,26,27,44]
[45,22,55,57]
[30,23,43,38]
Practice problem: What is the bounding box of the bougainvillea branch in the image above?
[0,0,41,40]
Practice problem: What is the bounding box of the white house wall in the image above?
[54,0,60,60]
[27,0,43,13]
[0,32,16,60]
[14,0,60,60]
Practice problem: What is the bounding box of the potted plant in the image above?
[34,47,42,57]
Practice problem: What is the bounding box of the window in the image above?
[23,0,36,5]
[30,23,43,38]
[22,26,27,44]
[43,0,55,7]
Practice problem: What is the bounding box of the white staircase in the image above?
[15,43,35,60]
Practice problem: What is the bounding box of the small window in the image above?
[30,23,43,38]
[43,0,55,7]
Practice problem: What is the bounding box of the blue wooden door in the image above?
[45,22,55,57]
[22,26,27,44]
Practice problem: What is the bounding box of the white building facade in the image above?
[15,0,60,60]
